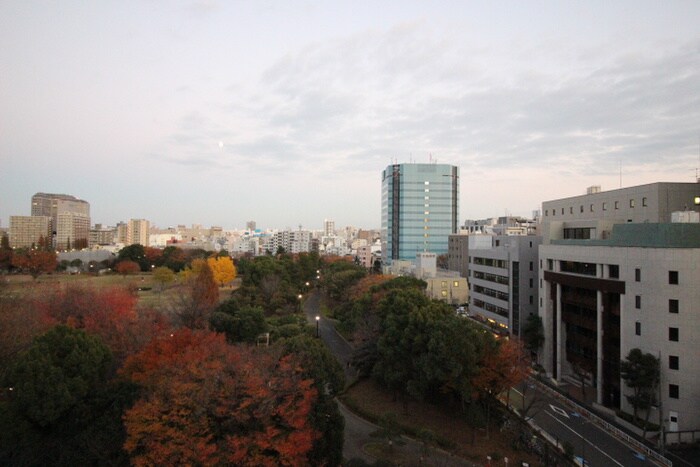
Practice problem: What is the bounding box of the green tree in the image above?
[210,305,268,343]
[621,348,660,435]
[117,244,147,270]
[522,314,545,363]
[152,266,175,292]
[0,326,134,466]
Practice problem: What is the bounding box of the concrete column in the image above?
[556,282,562,381]
[597,290,604,405]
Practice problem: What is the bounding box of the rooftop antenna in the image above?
[619,160,622,188]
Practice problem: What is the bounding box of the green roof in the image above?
[552,223,700,248]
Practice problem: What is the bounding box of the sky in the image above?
[2,1,699,231]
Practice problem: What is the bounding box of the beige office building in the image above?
[128,219,150,247]
[9,216,52,249]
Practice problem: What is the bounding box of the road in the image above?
[513,381,657,467]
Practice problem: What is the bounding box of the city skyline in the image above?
[2,1,699,230]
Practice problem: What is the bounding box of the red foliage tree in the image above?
[173,260,219,329]
[143,247,163,267]
[121,329,319,466]
[115,260,140,276]
[11,249,57,279]
[38,284,169,362]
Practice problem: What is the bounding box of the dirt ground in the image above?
[344,379,543,466]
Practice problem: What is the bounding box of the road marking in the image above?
[549,404,569,418]
[545,410,625,467]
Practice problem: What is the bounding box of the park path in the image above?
[303,290,476,466]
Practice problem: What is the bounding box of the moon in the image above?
[218,141,224,148]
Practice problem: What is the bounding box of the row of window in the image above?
[471,298,508,318]
[634,297,680,313]
[544,197,648,217]
[471,270,509,286]
[473,284,509,302]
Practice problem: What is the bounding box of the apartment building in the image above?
[9,216,52,249]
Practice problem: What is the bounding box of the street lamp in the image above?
[315,315,320,337]
[298,294,303,312]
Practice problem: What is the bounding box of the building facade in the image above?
[56,212,90,250]
[381,163,459,265]
[127,219,150,247]
[468,234,541,336]
[9,216,52,249]
[539,182,700,434]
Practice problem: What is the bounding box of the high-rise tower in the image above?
[381,163,459,264]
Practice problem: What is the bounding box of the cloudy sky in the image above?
[2,1,699,230]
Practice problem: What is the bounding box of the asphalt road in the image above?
[513,381,656,467]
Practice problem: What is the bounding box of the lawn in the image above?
[343,379,543,466]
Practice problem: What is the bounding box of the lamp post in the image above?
[315,315,320,337]
[298,294,303,312]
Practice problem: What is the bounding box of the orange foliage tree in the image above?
[207,255,237,286]
[121,329,319,466]
[38,284,169,362]
[472,337,530,437]
[11,249,57,279]
[115,260,140,276]
[172,260,219,329]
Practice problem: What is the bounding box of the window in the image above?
[580,205,584,213]
[614,201,619,210]
[635,295,641,309]
[603,202,608,211]
[590,204,594,212]
[630,199,635,208]
[669,271,679,284]
[424,181,429,185]
[669,299,679,314]
[529,295,533,305]
[642,197,647,207]
[669,327,679,342]
[552,210,555,216]
[669,384,679,399]
[529,241,533,248]
[609,265,619,278]
[547,259,553,270]
[529,278,533,288]
[441,290,448,297]
[669,356,679,370]
[570,207,573,214]
[561,208,564,215]
[529,261,533,271]
[635,268,641,282]
[635,322,641,335]
[441,281,447,287]
[453,281,459,287]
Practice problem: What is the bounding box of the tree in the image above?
[10,248,57,279]
[210,305,268,343]
[1,325,136,466]
[121,329,319,466]
[522,314,545,363]
[172,260,219,329]
[152,266,175,292]
[621,348,660,435]
[207,255,237,286]
[472,337,530,438]
[115,260,140,276]
[117,244,146,270]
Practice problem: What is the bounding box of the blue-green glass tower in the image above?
[381,163,459,264]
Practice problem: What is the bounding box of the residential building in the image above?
[467,234,541,336]
[9,216,52,249]
[324,219,335,237]
[115,222,129,244]
[539,182,700,435]
[127,219,150,246]
[246,221,256,231]
[89,224,115,247]
[424,273,468,306]
[55,212,90,250]
[356,245,373,269]
[381,163,459,265]
[447,233,470,278]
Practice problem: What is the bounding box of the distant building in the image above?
[31,192,90,249]
[324,219,335,237]
[9,215,51,249]
[89,225,115,247]
[381,163,459,265]
[539,182,700,435]
[356,245,373,268]
[424,273,468,306]
[127,219,150,247]
[246,221,256,231]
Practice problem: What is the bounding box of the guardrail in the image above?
[530,377,673,467]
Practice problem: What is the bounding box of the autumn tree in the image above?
[522,314,545,364]
[121,329,319,466]
[171,259,219,329]
[115,260,140,276]
[472,337,530,438]
[152,266,175,292]
[207,255,237,286]
[10,248,57,279]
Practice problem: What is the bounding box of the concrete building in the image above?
[356,245,373,269]
[447,233,470,278]
[539,182,700,435]
[56,212,90,250]
[89,224,115,247]
[381,163,459,265]
[425,273,468,306]
[127,219,150,247]
[9,216,52,249]
[324,219,335,237]
[467,234,541,336]
[115,222,129,245]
